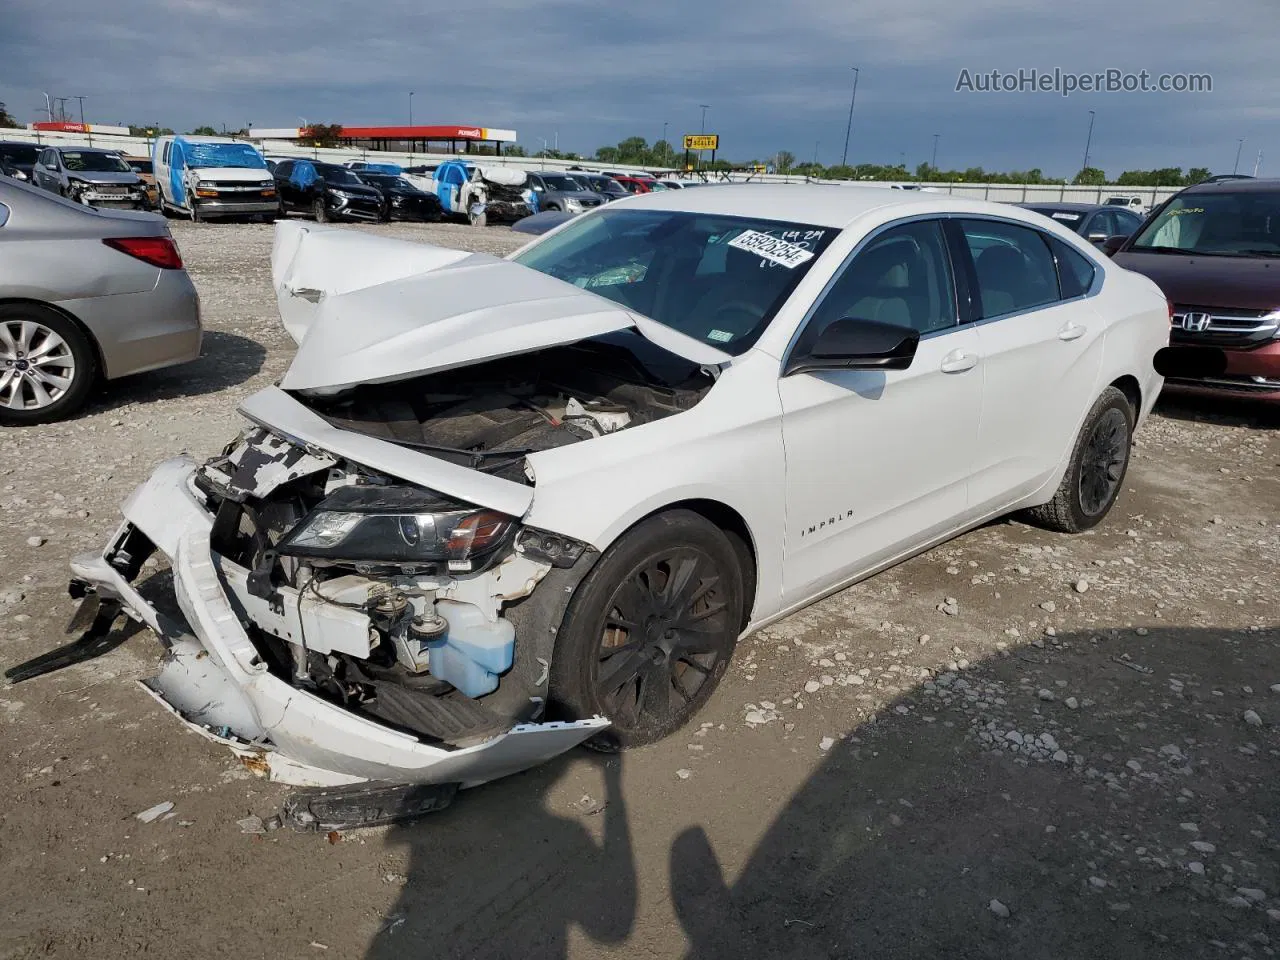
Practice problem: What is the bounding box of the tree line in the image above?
[79,119,1220,187]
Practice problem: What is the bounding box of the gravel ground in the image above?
[1,219,1278,960]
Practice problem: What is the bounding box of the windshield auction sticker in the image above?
[728,229,816,268]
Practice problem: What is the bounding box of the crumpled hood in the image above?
[69,171,142,186]
[272,221,730,394]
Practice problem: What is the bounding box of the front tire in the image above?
[313,196,329,223]
[549,510,744,751]
[190,201,202,223]
[0,305,96,426]
[1023,386,1134,533]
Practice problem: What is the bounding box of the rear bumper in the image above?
[71,457,606,788]
[57,268,203,380]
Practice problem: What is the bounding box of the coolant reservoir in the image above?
[426,599,516,698]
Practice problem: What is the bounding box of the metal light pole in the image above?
[1234,138,1245,174]
[841,66,859,168]
[1254,149,1264,177]
[74,96,90,144]
[1081,110,1096,178]
[931,133,939,171]
[408,91,414,126]
[699,104,709,133]
[41,92,53,123]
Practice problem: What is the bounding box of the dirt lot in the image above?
[1,219,1278,960]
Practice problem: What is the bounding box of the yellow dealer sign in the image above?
[683,134,719,151]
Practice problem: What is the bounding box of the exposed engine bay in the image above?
[178,331,713,750]
[294,330,716,483]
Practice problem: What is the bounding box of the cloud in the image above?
[1,0,1275,177]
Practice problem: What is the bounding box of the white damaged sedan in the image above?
[30,186,1171,793]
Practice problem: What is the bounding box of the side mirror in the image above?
[784,317,919,377]
[1101,234,1128,257]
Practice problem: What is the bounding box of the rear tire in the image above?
[0,305,97,426]
[549,510,744,751]
[1022,386,1134,533]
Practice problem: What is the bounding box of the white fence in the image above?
[1,126,1182,204]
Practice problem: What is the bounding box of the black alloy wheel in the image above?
[550,511,744,750]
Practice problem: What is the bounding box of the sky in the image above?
[2,0,1276,179]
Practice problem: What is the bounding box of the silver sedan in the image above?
[0,177,202,424]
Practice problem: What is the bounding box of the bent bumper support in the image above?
[44,457,608,789]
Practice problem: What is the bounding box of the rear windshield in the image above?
[0,144,38,165]
[513,207,838,355]
[127,158,153,174]
[1028,208,1083,224]
[61,151,131,173]
[1131,191,1280,257]
[184,142,267,170]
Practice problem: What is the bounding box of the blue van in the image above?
[153,136,277,221]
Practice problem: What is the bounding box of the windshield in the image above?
[361,174,416,191]
[184,142,268,170]
[542,174,585,191]
[0,144,38,165]
[321,167,362,185]
[512,208,838,355]
[1130,191,1280,256]
[61,151,131,173]
[585,176,626,194]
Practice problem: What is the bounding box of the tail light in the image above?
[103,236,183,269]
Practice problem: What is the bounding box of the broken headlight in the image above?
[277,485,516,571]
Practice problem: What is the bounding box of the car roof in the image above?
[607,183,1052,230]
[1179,177,1280,195]
[53,146,118,154]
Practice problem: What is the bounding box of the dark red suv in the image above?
[1110,178,1280,402]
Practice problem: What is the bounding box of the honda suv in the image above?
[1110,178,1280,402]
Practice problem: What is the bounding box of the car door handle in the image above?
[1058,322,1087,342]
[940,350,978,373]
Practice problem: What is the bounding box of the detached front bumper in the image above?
[72,457,606,788]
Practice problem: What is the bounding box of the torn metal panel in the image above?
[199,426,336,501]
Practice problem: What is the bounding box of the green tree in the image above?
[188,125,219,136]
[1186,167,1211,185]
[129,125,174,138]
[300,123,344,148]
[503,144,527,157]
[1073,166,1107,186]
[0,102,17,128]
[775,150,795,174]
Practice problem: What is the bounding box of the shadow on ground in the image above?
[366,754,636,960]
[366,625,1279,960]
[1156,392,1280,430]
[89,330,267,412]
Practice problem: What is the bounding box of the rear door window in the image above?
[1050,238,1098,299]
